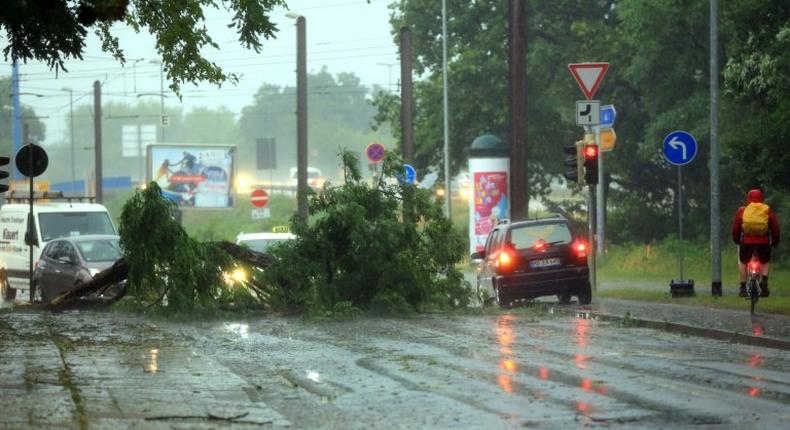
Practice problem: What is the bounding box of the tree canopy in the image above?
[1,0,287,94]
[376,0,789,244]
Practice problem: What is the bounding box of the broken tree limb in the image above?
[49,258,130,307]
[47,242,275,308]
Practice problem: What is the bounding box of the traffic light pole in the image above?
[588,183,597,292]
[596,126,605,254]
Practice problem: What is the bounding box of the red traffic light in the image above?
[583,144,598,160]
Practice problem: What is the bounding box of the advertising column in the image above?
[468,134,510,255]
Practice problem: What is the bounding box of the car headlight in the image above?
[88,268,101,278]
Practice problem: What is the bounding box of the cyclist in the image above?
[731,188,781,297]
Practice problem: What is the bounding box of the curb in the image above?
[568,308,790,352]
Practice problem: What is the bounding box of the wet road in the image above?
[1,306,789,429]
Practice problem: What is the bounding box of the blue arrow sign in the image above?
[662,130,697,166]
[398,164,417,185]
[599,105,616,128]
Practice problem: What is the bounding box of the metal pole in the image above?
[93,80,103,203]
[138,124,143,187]
[28,144,34,302]
[296,16,308,220]
[596,126,604,254]
[69,89,75,194]
[709,0,722,296]
[159,62,165,143]
[441,0,451,217]
[11,59,22,180]
[678,166,684,282]
[588,186,597,291]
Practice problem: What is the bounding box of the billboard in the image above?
[148,145,235,208]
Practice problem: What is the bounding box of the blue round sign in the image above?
[397,164,417,185]
[662,130,697,166]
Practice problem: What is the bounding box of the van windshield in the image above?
[38,212,116,242]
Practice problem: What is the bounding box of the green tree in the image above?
[1,0,287,94]
[0,76,46,164]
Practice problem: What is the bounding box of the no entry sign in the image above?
[250,188,269,208]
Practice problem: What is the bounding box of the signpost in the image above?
[599,128,617,152]
[568,63,609,100]
[569,62,609,290]
[15,143,48,303]
[598,104,616,128]
[663,130,698,297]
[365,142,386,164]
[575,100,600,126]
[399,164,417,185]
[250,188,269,208]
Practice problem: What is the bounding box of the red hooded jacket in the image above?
[731,189,781,246]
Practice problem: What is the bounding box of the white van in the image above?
[0,198,116,302]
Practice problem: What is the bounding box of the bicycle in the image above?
[745,255,761,315]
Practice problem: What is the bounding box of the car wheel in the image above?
[35,281,50,304]
[1,275,16,302]
[577,281,592,305]
[494,285,510,309]
[557,293,572,305]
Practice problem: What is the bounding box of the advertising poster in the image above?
[473,171,509,252]
[148,145,235,208]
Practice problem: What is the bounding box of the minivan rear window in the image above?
[38,212,116,242]
[509,223,572,250]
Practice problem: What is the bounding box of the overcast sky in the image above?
[1,0,399,147]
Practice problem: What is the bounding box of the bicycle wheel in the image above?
[749,279,758,314]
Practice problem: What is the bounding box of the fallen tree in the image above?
[49,241,274,308]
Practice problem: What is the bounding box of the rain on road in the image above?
[1,306,788,429]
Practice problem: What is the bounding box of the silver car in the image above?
[33,235,123,303]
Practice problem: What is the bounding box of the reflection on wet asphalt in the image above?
[1,307,789,429]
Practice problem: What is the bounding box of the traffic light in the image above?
[563,142,584,185]
[583,144,599,185]
[0,156,9,193]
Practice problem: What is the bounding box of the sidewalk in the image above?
[588,296,790,347]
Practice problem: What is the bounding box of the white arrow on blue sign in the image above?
[398,164,417,185]
[599,105,616,128]
[662,130,697,166]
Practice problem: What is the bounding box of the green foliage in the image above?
[118,182,235,314]
[261,151,472,314]
[0,0,287,94]
[381,0,789,245]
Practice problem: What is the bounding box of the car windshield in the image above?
[240,238,289,253]
[76,239,123,262]
[509,223,572,249]
[38,212,116,242]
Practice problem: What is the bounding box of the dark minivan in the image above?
[471,216,591,307]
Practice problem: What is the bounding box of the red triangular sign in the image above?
[568,63,609,100]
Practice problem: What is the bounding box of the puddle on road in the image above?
[225,323,250,340]
[144,348,160,374]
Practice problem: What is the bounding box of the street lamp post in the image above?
[376,62,398,92]
[62,88,76,193]
[149,59,165,142]
[286,12,308,220]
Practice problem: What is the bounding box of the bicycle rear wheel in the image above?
[749,279,759,314]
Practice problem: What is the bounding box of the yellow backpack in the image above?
[742,202,770,236]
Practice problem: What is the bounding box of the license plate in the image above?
[530,257,560,269]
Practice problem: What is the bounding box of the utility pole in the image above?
[93,80,103,203]
[295,15,308,220]
[440,0,450,217]
[710,0,722,296]
[508,0,527,219]
[400,27,414,163]
[67,88,75,193]
[159,62,165,143]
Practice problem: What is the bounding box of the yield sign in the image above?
[568,63,609,100]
